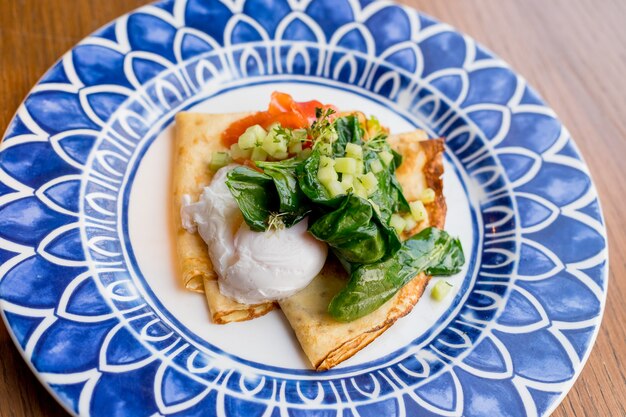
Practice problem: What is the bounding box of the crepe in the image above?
[278,132,446,370]
[173,111,447,362]
[172,112,275,323]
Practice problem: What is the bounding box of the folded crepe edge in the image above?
[315,272,430,370]
[172,111,276,323]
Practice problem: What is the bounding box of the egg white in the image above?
[181,165,328,304]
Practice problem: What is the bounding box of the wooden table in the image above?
[0,1,624,416]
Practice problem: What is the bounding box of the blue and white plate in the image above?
[0,1,608,416]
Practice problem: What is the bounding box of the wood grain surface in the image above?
[0,0,624,416]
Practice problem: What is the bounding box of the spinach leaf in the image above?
[363,150,394,222]
[390,174,410,213]
[296,148,342,207]
[387,148,410,212]
[255,159,311,227]
[333,115,363,155]
[359,137,410,219]
[328,227,464,322]
[363,148,410,221]
[298,116,364,206]
[225,167,276,232]
[308,194,399,264]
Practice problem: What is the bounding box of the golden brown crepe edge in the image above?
[419,138,447,230]
[315,272,430,370]
[203,280,277,324]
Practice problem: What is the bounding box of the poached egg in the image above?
[181,165,327,304]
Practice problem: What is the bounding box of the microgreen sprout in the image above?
[267,212,287,230]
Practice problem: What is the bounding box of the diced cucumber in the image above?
[352,178,368,198]
[230,143,252,160]
[291,128,308,143]
[355,159,365,175]
[272,151,289,161]
[319,129,338,144]
[319,155,335,169]
[409,200,427,222]
[389,213,406,235]
[209,151,232,171]
[431,280,453,301]
[360,172,378,195]
[345,143,363,159]
[238,124,266,149]
[403,214,417,232]
[379,150,394,166]
[340,174,354,191]
[288,141,303,154]
[262,135,287,157]
[334,157,357,174]
[323,179,345,197]
[251,147,268,162]
[370,159,383,174]
[420,187,436,203]
[296,148,312,160]
[318,166,338,183]
[316,141,332,155]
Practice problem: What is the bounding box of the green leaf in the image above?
[362,149,403,222]
[225,167,276,231]
[333,115,363,156]
[309,194,398,264]
[296,148,342,207]
[255,159,311,227]
[391,148,403,168]
[328,227,464,322]
[390,174,410,213]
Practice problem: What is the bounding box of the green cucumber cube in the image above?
[296,148,312,160]
[353,178,368,198]
[323,179,345,197]
[431,280,453,301]
[409,200,427,222]
[334,157,357,174]
[370,159,383,174]
[251,147,268,161]
[230,143,252,160]
[345,143,363,159]
[389,213,406,235]
[379,150,394,166]
[288,141,303,154]
[421,187,436,203]
[318,166,338,183]
[238,124,266,149]
[209,151,232,171]
[360,172,378,195]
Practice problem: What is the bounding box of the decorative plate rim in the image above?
[0,1,608,416]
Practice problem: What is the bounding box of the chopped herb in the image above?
[273,125,294,143]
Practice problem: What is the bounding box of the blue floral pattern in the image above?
[0,1,607,416]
